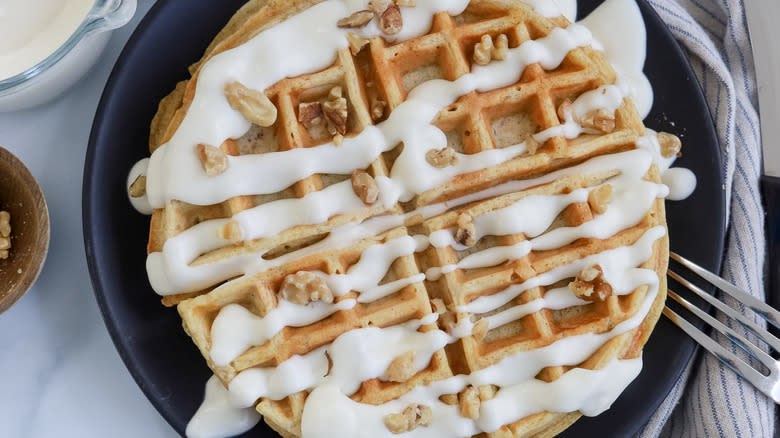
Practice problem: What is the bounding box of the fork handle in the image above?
[762,175,780,307]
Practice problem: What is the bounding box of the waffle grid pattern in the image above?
[149,2,670,437]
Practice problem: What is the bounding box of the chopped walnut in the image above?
[280,271,334,305]
[337,10,374,28]
[370,98,387,121]
[581,108,616,134]
[369,0,394,14]
[224,81,277,127]
[493,34,509,60]
[351,170,380,205]
[217,220,242,242]
[439,394,458,405]
[333,133,344,146]
[298,101,323,128]
[425,147,458,168]
[378,3,403,35]
[473,34,494,66]
[384,403,432,434]
[346,32,370,55]
[386,351,416,382]
[472,319,489,342]
[657,132,682,158]
[128,175,146,198]
[0,211,10,238]
[458,385,481,419]
[588,184,613,215]
[557,99,574,123]
[323,87,348,136]
[455,213,477,247]
[195,143,229,176]
[0,211,8,259]
[569,264,613,302]
[396,0,415,6]
[478,385,497,402]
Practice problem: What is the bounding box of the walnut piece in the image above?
[280,271,334,305]
[323,86,348,136]
[369,0,393,14]
[298,101,323,129]
[657,131,682,158]
[224,81,278,127]
[370,98,387,121]
[217,220,243,242]
[347,32,370,55]
[458,385,481,419]
[128,175,146,198]
[396,0,415,6]
[493,34,509,60]
[478,385,497,402]
[195,143,229,177]
[439,394,458,405]
[425,147,458,168]
[351,170,380,205]
[0,211,9,260]
[473,34,494,66]
[379,4,403,35]
[472,319,489,342]
[474,34,508,66]
[581,108,616,133]
[587,184,613,215]
[386,351,416,382]
[0,211,10,238]
[384,404,432,434]
[455,213,477,247]
[337,10,374,28]
[569,264,613,302]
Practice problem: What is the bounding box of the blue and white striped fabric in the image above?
[637,0,772,436]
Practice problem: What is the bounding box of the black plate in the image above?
[83,1,725,436]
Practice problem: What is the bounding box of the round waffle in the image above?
[135,1,672,437]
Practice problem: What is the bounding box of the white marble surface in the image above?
[0,1,179,437]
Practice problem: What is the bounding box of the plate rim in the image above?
[83,0,726,436]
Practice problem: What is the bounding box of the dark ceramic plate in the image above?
[83,0,725,436]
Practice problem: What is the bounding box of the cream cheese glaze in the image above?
[0,0,94,79]
[127,0,696,437]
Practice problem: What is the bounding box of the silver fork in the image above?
[662,252,780,403]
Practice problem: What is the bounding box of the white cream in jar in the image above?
[0,0,95,80]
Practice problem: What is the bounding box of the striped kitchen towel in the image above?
[638,0,772,436]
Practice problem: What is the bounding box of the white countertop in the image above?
[0,1,179,437]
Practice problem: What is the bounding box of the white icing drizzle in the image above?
[186,375,261,438]
[580,0,653,118]
[126,158,153,215]
[145,22,609,296]
[137,0,698,436]
[221,226,663,417]
[663,168,697,201]
[469,226,664,317]
[210,300,356,367]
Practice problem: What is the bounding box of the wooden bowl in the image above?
[0,146,49,314]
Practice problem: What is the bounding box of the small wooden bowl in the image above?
[0,146,49,314]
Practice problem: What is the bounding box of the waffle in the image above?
[141,1,671,437]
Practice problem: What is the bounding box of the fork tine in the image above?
[671,252,780,328]
[667,290,776,370]
[669,270,780,353]
[663,306,768,386]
